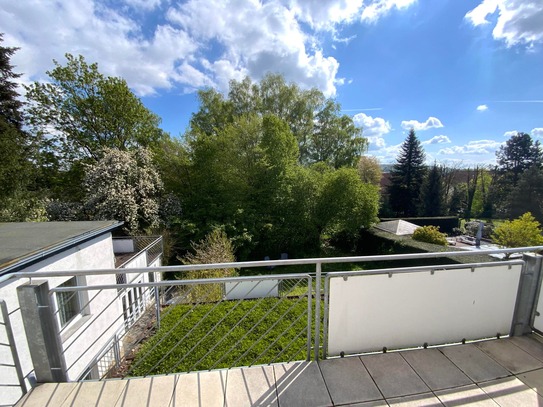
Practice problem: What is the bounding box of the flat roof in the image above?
[0,221,122,274]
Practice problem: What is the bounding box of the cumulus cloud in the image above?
[476,104,488,111]
[401,116,444,131]
[532,128,543,138]
[465,0,543,47]
[503,130,518,138]
[1,0,417,98]
[352,112,392,149]
[438,139,502,155]
[361,0,418,23]
[422,135,451,145]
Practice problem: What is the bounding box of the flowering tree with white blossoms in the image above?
[84,147,163,234]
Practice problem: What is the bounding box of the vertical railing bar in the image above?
[314,262,322,361]
[154,284,161,330]
[322,274,330,360]
[0,300,27,394]
[306,276,312,361]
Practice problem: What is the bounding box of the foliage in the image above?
[0,193,48,222]
[508,165,543,223]
[388,129,426,217]
[177,229,237,302]
[420,164,445,216]
[189,73,365,167]
[496,132,543,186]
[412,225,448,246]
[357,155,382,186]
[0,33,23,129]
[465,221,494,239]
[491,212,543,251]
[130,297,310,375]
[25,54,163,164]
[83,148,163,234]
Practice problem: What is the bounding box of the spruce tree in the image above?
[388,129,426,217]
[0,33,23,129]
[420,163,444,216]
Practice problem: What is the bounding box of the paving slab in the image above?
[274,361,332,407]
[61,380,127,407]
[172,370,227,407]
[360,352,429,399]
[342,401,388,407]
[439,344,510,382]
[225,365,278,407]
[401,349,471,391]
[16,383,78,407]
[509,335,543,362]
[476,339,543,374]
[435,384,498,406]
[147,375,177,407]
[115,377,153,407]
[386,392,443,406]
[517,368,543,396]
[478,377,543,407]
[319,357,382,405]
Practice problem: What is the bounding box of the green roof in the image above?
[0,221,122,274]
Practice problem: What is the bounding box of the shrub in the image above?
[412,225,447,246]
[492,212,543,252]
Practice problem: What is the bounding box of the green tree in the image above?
[388,129,426,217]
[496,132,543,186]
[25,54,163,163]
[0,33,23,129]
[508,166,543,223]
[357,155,382,186]
[492,212,543,254]
[420,164,445,216]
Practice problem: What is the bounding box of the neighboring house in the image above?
[0,221,162,405]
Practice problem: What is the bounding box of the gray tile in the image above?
[476,339,543,374]
[435,384,498,406]
[343,401,388,407]
[115,377,152,407]
[61,380,127,407]
[439,344,510,382]
[172,370,227,407]
[17,383,78,407]
[401,349,471,391]
[274,361,332,407]
[225,365,278,407]
[517,368,543,396]
[510,335,543,362]
[478,377,543,406]
[361,352,429,399]
[319,357,382,405]
[387,392,443,406]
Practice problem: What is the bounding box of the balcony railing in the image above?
[1,246,543,407]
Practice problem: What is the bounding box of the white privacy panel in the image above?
[327,264,522,356]
[534,285,543,332]
[225,279,279,300]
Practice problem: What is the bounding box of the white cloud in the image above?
[465,0,543,47]
[422,135,451,145]
[352,112,392,149]
[401,116,444,131]
[361,0,417,23]
[438,139,503,155]
[503,130,518,138]
[476,104,488,111]
[532,128,543,138]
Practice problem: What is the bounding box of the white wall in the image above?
[0,233,123,399]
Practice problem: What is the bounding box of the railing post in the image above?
[0,300,27,394]
[155,283,161,330]
[314,262,321,361]
[17,280,68,382]
[511,254,543,336]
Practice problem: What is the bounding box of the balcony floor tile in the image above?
[510,335,543,362]
[171,370,227,407]
[386,392,443,406]
[401,348,472,391]
[360,352,430,399]
[439,344,510,382]
[225,365,278,407]
[319,357,382,405]
[434,384,498,406]
[274,361,332,407]
[478,377,543,407]
[476,339,543,374]
[517,368,543,396]
[61,380,127,407]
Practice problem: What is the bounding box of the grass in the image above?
[130,296,321,376]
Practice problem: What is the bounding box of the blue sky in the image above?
[1,0,542,165]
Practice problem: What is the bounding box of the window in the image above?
[56,277,81,328]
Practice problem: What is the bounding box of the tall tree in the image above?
[420,164,444,216]
[496,132,543,186]
[508,166,543,223]
[0,33,23,129]
[357,155,382,186]
[387,129,426,217]
[25,54,163,164]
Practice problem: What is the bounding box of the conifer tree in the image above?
[387,129,426,217]
[420,163,444,216]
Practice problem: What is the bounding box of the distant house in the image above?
[0,221,162,404]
